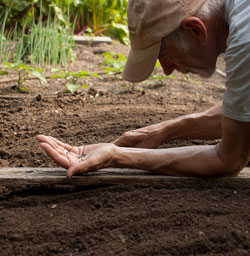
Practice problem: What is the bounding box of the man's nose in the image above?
[163,64,177,76]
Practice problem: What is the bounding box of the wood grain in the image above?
[1,167,250,187]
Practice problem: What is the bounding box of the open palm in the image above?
[37,135,115,178]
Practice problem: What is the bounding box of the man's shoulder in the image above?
[225,0,250,22]
[225,0,250,46]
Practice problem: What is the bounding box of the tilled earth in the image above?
[1,42,249,256]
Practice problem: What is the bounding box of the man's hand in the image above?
[37,135,116,178]
[113,126,163,148]
[113,105,223,149]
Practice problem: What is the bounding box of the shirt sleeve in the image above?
[222,0,250,122]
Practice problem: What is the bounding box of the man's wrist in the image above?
[111,145,128,168]
[111,145,155,170]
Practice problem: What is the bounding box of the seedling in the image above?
[0,62,47,92]
[101,51,142,93]
[50,69,100,93]
[120,82,145,94]
[182,74,190,81]
[149,61,175,86]
[101,52,126,77]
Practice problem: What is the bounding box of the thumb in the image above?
[66,161,89,178]
[113,137,127,147]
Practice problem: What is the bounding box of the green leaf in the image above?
[28,70,47,83]
[34,67,44,73]
[50,74,66,79]
[16,63,31,70]
[81,85,89,89]
[51,68,61,73]
[3,62,18,69]
[149,74,175,81]
[182,74,190,81]
[67,71,80,78]
[19,86,29,93]
[89,72,100,78]
[78,70,91,76]
[0,70,8,75]
[65,83,81,93]
[167,74,175,79]
[108,22,129,45]
[20,9,34,28]
[50,3,67,24]
[2,0,31,12]
[155,61,161,69]
[4,62,31,71]
[101,52,126,75]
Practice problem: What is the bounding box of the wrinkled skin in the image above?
[37,135,115,178]
[36,16,250,177]
[113,126,162,148]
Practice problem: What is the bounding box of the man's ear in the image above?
[182,16,207,43]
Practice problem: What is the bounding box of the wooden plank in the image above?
[72,35,112,46]
[216,68,226,78]
[1,167,250,187]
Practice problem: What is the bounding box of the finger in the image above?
[37,135,72,153]
[40,143,70,169]
[113,138,130,147]
[112,138,121,146]
[66,159,96,178]
[37,135,58,149]
[49,136,72,151]
[36,134,49,143]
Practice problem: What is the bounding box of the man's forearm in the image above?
[112,144,227,177]
[147,104,222,145]
[114,105,222,149]
[164,104,222,140]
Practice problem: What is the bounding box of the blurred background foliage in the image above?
[0,0,129,44]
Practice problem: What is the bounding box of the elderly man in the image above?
[37,0,250,178]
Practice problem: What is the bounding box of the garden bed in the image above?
[1,42,249,256]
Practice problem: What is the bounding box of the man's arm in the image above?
[112,116,250,176]
[114,104,222,148]
[37,115,250,177]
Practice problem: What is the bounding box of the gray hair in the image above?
[162,0,226,52]
[195,0,226,20]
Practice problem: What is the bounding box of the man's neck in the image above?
[214,12,229,54]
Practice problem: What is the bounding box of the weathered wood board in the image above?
[1,167,250,187]
[73,35,112,46]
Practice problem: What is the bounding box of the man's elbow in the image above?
[217,158,246,177]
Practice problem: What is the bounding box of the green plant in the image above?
[120,82,145,94]
[74,0,128,43]
[0,8,75,66]
[101,51,126,77]
[149,61,175,85]
[0,0,129,45]
[0,6,25,63]
[25,13,75,66]
[108,22,129,45]
[182,74,190,81]
[0,62,47,92]
[101,53,174,93]
[50,69,100,93]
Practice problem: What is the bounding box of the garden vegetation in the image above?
[0,0,128,65]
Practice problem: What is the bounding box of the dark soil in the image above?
[1,42,249,256]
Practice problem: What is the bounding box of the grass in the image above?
[0,0,129,45]
[26,13,75,67]
[0,6,75,67]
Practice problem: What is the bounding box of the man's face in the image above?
[158,30,218,78]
